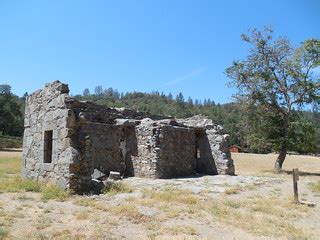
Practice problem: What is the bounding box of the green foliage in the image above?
[226,27,320,158]
[74,84,320,154]
[0,84,24,137]
[1,65,319,154]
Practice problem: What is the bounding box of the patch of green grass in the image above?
[41,185,70,202]
[309,181,320,192]
[0,178,70,201]
[0,177,42,193]
[103,181,133,195]
[0,227,9,239]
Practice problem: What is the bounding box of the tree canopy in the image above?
[0,84,24,136]
[226,27,320,172]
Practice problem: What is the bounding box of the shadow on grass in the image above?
[283,170,320,177]
[259,169,320,177]
[0,148,23,152]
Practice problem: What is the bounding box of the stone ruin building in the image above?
[22,81,235,193]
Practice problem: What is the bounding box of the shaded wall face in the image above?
[156,126,196,178]
[75,123,137,179]
[206,129,234,175]
[195,129,218,175]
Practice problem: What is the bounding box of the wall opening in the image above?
[44,130,53,163]
[196,148,201,159]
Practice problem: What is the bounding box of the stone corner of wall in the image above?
[45,80,69,94]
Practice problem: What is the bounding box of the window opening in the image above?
[44,130,53,163]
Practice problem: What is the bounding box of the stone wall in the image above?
[22,81,73,189]
[177,115,235,175]
[195,129,218,175]
[22,81,235,193]
[131,119,197,179]
[131,119,159,178]
[156,125,196,178]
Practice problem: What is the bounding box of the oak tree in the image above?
[226,28,320,172]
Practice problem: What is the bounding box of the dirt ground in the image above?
[0,151,320,239]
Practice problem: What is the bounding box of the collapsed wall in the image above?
[22,81,235,193]
[177,115,235,175]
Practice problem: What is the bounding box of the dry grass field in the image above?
[233,153,320,176]
[0,151,320,239]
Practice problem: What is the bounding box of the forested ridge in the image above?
[74,86,320,154]
[1,83,319,153]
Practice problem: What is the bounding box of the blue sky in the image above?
[0,0,319,103]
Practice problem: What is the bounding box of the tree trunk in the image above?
[274,114,290,173]
[274,148,287,173]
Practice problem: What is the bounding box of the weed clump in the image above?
[309,181,320,192]
[0,227,9,239]
[41,185,70,202]
[103,181,133,195]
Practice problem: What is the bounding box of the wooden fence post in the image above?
[292,168,299,204]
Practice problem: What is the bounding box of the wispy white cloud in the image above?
[164,67,205,86]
